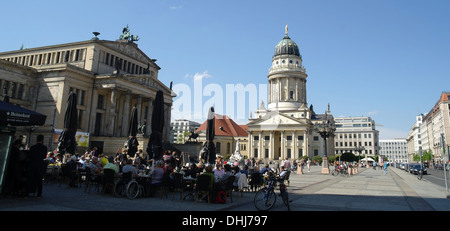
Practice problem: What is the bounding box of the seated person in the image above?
[200,165,215,186]
[150,161,165,186]
[121,159,137,178]
[215,164,232,191]
[184,163,198,179]
[66,155,79,187]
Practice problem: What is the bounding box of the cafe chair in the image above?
[249,172,263,192]
[171,173,184,201]
[84,167,99,194]
[237,173,249,197]
[154,171,170,199]
[224,175,236,203]
[195,174,212,204]
[102,169,116,195]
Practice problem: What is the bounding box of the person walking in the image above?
[25,135,48,198]
[383,162,388,175]
[307,158,311,173]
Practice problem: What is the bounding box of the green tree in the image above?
[413,149,433,162]
[312,155,323,164]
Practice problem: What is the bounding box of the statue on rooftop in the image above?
[119,25,140,42]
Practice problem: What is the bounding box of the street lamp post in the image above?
[355,146,365,167]
[314,112,336,174]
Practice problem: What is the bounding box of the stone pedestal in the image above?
[297,166,303,174]
[321,157,330,174]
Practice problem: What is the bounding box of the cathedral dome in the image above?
[273,34,300,57]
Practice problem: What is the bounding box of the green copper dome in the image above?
[274,35,301,58]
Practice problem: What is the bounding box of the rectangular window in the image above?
[265,149,269,158]
[17,84,24,100]
[97,94,104,109]
[254,149,258,158]
[287,136,292,141]
[77,110,83,129]
[298,135,304,141]
[265,136,270,141]
[94,113,102,136]
[313,136,319,141]
[254,136,259,141]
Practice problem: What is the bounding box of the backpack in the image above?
[215,190,226,204]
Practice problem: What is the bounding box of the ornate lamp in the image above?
[314,112,336,174]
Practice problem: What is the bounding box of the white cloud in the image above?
[169,5,182,10]
[184,70,212,81]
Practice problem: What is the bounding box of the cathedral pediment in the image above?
[248,111,310,129]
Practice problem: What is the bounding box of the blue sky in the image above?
[1,0,449,139]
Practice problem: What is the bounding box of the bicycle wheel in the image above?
[417,171,423,180]
[254,188,276,211]
[281,189,290,211]
[126,181,140,199]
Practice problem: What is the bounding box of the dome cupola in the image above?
[273,25,301,58]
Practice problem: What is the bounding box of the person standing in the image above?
[307,158,311,173]
[25,135,48,198]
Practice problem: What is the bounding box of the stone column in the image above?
[280,130,285,160]
[146,98,153,135]
[136,94,142,122]
[248,131,253,159]
[88,88,98,134]
[269,131,274,160]
[107,88,117,136]
[292,130,296,159]
[121,91,131,136]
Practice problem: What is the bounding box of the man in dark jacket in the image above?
[25,135,48,198]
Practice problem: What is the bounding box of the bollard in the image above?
[297,166,303,175]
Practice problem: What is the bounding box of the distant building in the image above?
[379,139,408,163]
[419,92,450,160]
[196,114,248,157]
[334,116,380,158]
[406,114,423,162]
[170,119,201,144]
[0,29,174,154]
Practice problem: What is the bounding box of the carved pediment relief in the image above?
[248,111,310,130]
[101,41,151,65]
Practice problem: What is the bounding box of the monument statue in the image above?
[119,25,140,42]
[229,140,245,167]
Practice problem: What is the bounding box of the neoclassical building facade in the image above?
[0,30,174,154]
[247,27,335,161]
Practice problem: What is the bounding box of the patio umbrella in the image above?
[127,106,139,158]
[0,101,46,126]
[147,90,164,165]
[57,92,78,156]
[200,107,216,165]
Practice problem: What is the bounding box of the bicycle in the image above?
[417,169,423,180]
[254,171,290,211]
[332,166,348,177]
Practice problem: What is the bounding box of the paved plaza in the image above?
[1,165,450,211]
